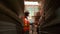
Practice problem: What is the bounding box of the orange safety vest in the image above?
[23,18,30,32]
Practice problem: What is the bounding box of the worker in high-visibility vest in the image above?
[23,11,30,34]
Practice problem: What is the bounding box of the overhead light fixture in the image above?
[24,1,39,5]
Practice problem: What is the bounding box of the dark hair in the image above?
[24,11,29,17]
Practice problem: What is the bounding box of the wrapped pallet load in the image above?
[40,0,60,34]
[0,0,24,34]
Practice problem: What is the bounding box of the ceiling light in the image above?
[24,1,39,5]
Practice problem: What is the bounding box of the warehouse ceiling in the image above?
[24,0,43,1]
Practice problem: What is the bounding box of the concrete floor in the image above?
[29,25,37,34]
